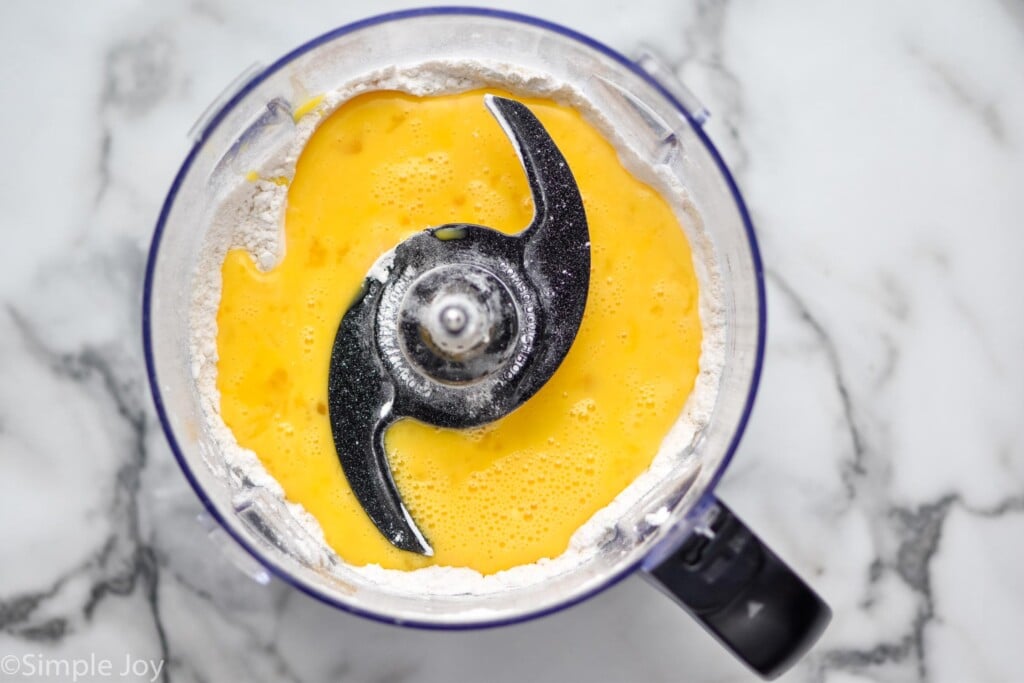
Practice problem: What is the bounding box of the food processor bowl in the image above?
[144,8,828,678]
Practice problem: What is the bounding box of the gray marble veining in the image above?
[1,1,1022,682]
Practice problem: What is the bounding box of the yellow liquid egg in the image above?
[216,89,702,574]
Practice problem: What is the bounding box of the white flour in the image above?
[188,60,725,596]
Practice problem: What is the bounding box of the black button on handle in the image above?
[648,498,831,679]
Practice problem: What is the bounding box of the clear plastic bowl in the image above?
[144,8,764,628]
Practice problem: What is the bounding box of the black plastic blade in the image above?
[327,278,433,556]
[328,96,590,556]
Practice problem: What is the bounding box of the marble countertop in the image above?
[2,1,1022,681]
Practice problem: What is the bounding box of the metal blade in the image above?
[327,277,433,556]
[484,95,590,401]
[328,96,590,557]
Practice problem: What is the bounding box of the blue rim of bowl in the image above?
[142,6,766,630]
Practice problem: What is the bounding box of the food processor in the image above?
[144,8,830,679]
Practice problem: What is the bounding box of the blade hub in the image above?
[397,263,519,385]
[438,302,468,335]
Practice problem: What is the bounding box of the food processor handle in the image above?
[646,497,831,680]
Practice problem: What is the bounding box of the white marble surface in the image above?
[2,1,1023,681]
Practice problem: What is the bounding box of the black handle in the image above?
[648,498,831,679]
